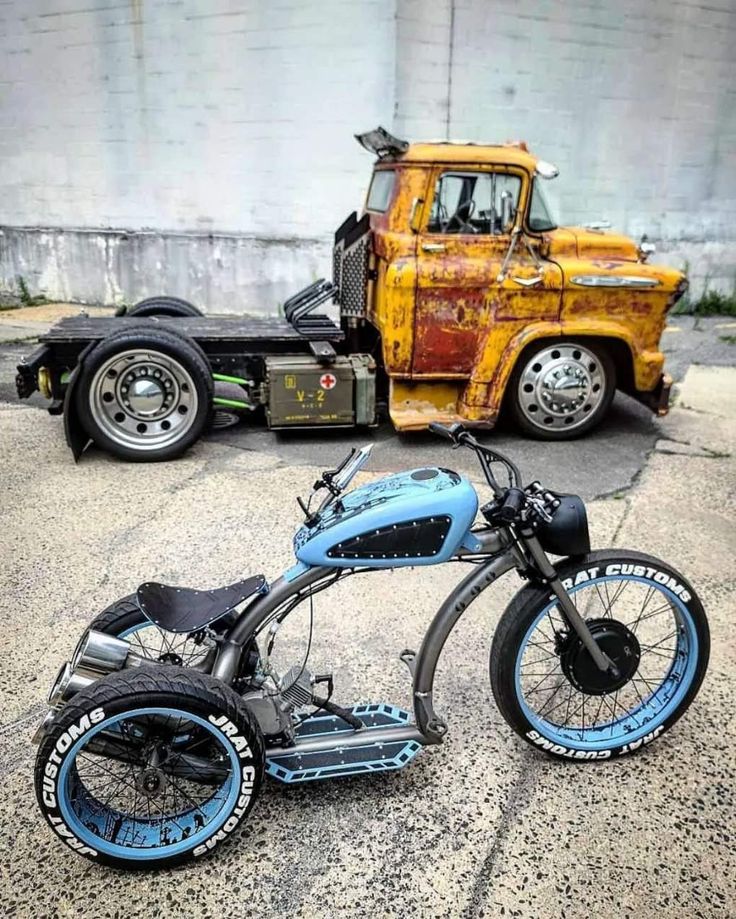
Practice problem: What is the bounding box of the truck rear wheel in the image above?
[508,341,615,439]
[75,326,213,461]
[125,296,203,318]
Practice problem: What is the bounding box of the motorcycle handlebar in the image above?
[332,443,373,491]
[428,422,466,443]
[428,421,522,494]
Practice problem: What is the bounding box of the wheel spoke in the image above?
[519,572,692,743]
[524,667,562,696]
[65,709,234,851]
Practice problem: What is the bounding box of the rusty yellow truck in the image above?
[17,126,686,461]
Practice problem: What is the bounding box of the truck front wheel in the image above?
[75,326,213,461]
[508,341,615,439]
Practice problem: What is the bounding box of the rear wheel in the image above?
[508,341,615,439]
[90,595,215,668]
[35,667,264,868]
[490,550,709,759]
[75,326,213,461]
[126,296,203,318]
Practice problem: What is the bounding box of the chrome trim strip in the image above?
[571,275,661,288]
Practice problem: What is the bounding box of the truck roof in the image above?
[355,126,539,171]
[399,141,539,170]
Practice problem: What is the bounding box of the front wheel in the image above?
[507,340,615,439]
[490,550,709,760]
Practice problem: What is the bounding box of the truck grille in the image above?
[333,212,371,319]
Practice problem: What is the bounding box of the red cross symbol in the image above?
[319,373,337,390]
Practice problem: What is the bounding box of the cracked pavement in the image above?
[0,311,734,917]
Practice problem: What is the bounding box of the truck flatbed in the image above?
[39,313,343,348]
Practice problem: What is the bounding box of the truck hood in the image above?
[544,226,640,261]
[543,226,686,293]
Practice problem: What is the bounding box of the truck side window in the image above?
[528,179,557,232]
[427,172,521,235]
[366,170,396,213]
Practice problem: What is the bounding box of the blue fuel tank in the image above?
[293,467,478,569]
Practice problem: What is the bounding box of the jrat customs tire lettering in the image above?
[39,706,107,857]
[34,667,264,869]
[191,714,257,858]
[490,549,709,760]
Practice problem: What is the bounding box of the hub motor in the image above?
[560,618,641,695]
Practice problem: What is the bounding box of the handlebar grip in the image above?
[428,422,467,443]
[498,487,526,522]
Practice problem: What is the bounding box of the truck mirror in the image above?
[500,191,515,234]
[535,160,559,179]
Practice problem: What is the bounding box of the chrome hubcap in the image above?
[89,349,198,451]
[518,344,605,431]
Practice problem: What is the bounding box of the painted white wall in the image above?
[1,0,734,309]
[0,0,395,234]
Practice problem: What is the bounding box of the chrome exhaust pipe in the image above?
[47,661,96,709]
[35,632,148,744]
[72,628,145,678]
[32,709,57,745]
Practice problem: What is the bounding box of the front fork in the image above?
[521,530,618,675]
[412,530,617,744]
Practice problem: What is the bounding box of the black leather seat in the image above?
[136,574,267,633]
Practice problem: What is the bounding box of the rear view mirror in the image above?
[500,190,515,234]
[535,160,559,179]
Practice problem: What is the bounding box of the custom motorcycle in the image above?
[33,424,709,868]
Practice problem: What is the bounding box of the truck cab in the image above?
[334,127,686,439]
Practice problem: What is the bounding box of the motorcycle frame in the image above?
[210,525,571,754]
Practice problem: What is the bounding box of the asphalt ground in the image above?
[0,308,734,918]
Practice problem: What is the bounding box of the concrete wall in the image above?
[1,0,734,310]
[0,0,395,310]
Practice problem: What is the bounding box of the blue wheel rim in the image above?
[58,707,240,860]
[514,575,699,751]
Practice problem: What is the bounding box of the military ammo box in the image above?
[264,355,376,428]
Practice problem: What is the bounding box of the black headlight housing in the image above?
[536,493,590,557]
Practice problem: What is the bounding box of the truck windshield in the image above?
[528,179,557,232]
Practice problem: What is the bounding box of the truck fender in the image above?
[461,319,641,419]
[63,342,96,461]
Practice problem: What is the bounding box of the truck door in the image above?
[413,168,562,375]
